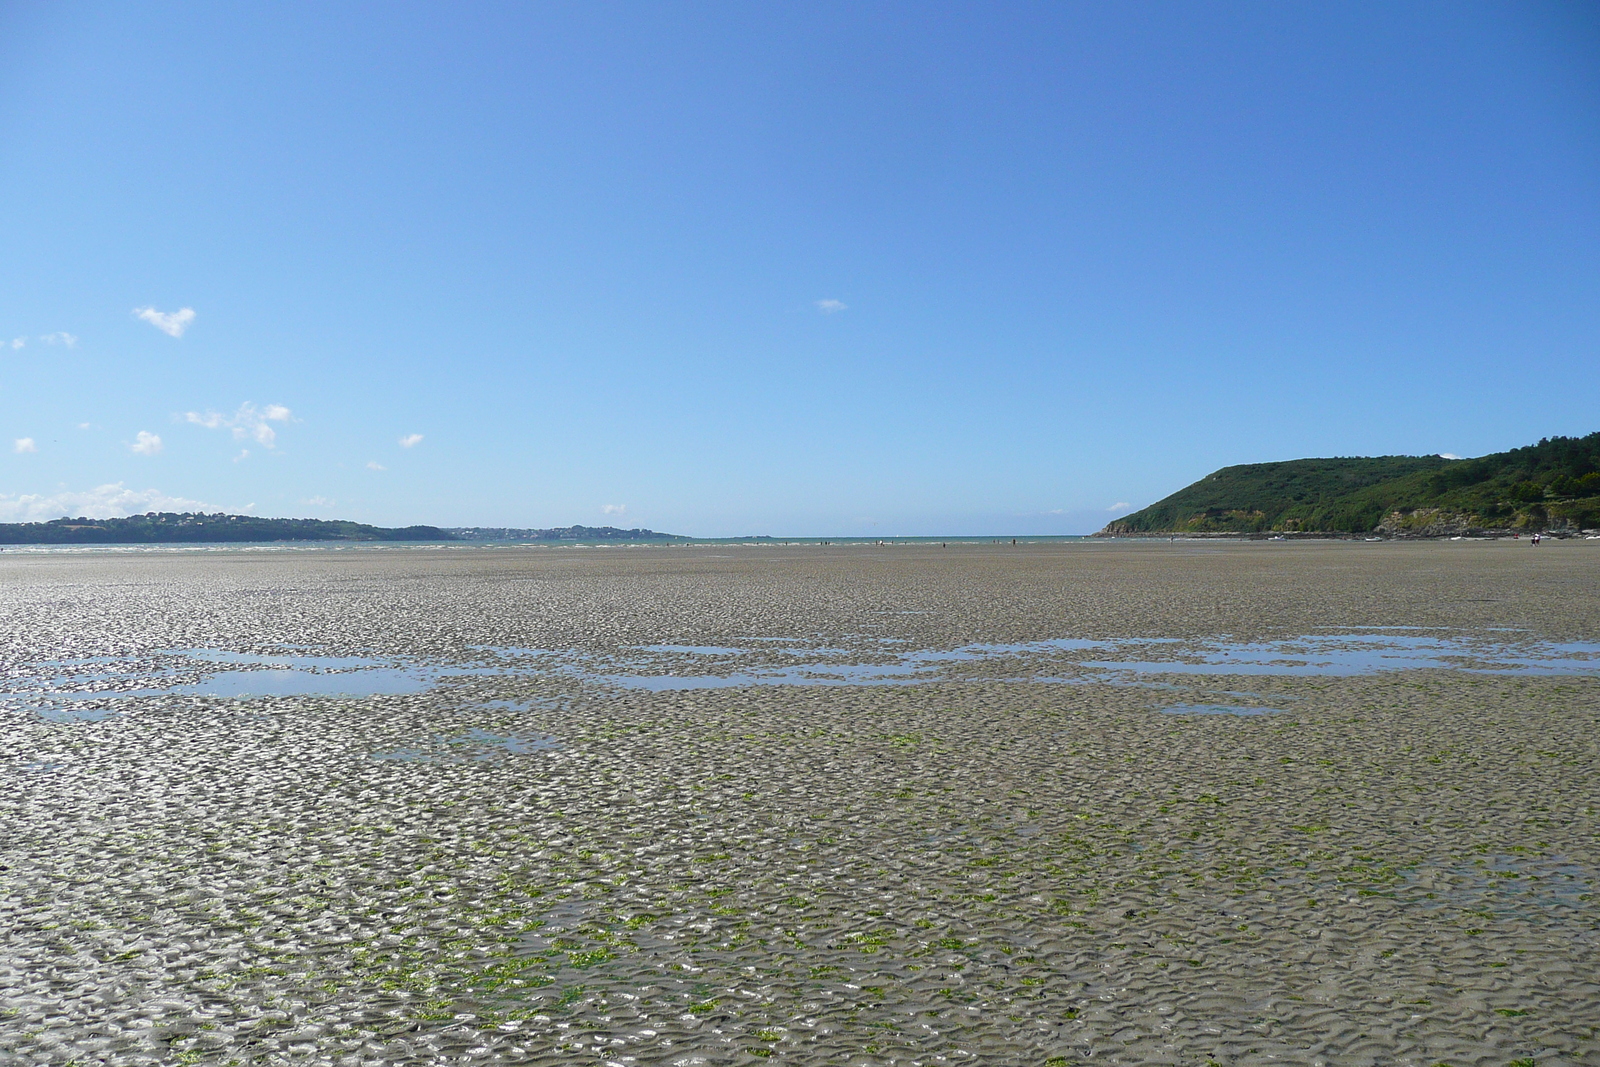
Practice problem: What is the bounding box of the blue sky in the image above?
[2,2,1596,536]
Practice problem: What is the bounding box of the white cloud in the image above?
[1106,502,1132,512]
[815,299,848,314]
[134,306,196,338]
[14,437,37,454]
[11,337,25,349]
[185,402,293,447]
[131,431,163,455]
[0,483,219,522]
[601,503,627,516]
[302,495,336,507]
[398,433,424,448]
[1439,453,1462,460]
[366,461,386,471]
[40,332,77,348]
[232,449,250,462]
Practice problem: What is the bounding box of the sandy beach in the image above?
[3,540,1597,1066]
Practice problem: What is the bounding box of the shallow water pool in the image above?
[6,628,1599,717]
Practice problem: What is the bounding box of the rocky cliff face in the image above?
[1372,507,1596,538]
[1372,509,1488,538]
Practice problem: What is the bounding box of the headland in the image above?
[1100,431,1600,538]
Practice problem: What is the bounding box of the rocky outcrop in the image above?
[1372,509,1491,538]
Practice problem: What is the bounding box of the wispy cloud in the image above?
[1439,453,1462,460]
[134,306,196,338]
[302,495,336,507]
[601,503,627,516]
[1106,502,1132,512]
[14,437,37,454]
[815,299,848,314]
[0,483,219,522]
[398,433,424,448]
[131,431,163,455]
[40,332,77,348]
[185,402,293,447]
[9,338,23,350]
[366,461,386,471]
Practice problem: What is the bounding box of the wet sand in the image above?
[2,540,1598,1065]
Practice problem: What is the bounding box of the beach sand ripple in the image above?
[1,540,1596,1065]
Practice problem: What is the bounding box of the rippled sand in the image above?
[3,540,1598,1066]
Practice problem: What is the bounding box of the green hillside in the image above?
[0,512,454,544]
[1101,432,1600,536]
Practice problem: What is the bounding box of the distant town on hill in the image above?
[1099,431,1600,537]
[0,514,681,545]
[445,526,682,541]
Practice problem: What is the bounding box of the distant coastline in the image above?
[27,441,1600,550]
[0,519,1111,548]
[0,514,682,546]
[445,525,683,542]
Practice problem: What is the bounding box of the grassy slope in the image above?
[1103,432,1600,534]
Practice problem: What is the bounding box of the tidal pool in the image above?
[548,629,1600,689]
[167,666,432,698]
[8,629,1600,718]
[4,649,439,716]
